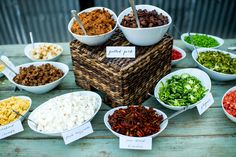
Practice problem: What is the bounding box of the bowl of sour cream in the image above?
[27,91,102,136]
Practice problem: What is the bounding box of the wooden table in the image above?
[0,40,236,157]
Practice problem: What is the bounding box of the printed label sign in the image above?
[106,46,135,58]
[0,120,24,139]
[62,122,93,145]
[119,136,152,150]
[197,93,214,115]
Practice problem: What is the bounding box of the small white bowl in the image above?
[24,43,63,62]
[172,46,186,66]
[104,106,168,138]
[181,33,224,51]
[117,5,172,46]
[192,48,236,81]
[28,91,102,136]
[154,68,211,110]
[222,86,236,123]
[68,7,117,46]
[0,96,32,124]
[2,62,69,94]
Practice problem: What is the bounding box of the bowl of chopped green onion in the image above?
[154,68,211,110]
[192,48,236,81]
[181,33,224,50]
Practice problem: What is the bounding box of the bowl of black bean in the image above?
[118,5,172,46]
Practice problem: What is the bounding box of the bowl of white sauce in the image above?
[27,91,102,136]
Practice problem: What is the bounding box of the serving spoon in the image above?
[148,93,192,124]
[160,106,190,124]
[0,55,21,91]
[0,55,18,74]
[71,10,87,35]
[12,109,38,127]
[228,47,236,51]
[29,32,34,49]
[129,0,141,28]
[173,24,182,36]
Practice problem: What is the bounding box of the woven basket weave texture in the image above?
[70,31,173,107]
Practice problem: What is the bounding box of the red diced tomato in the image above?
[223,90,236,117]
[172,49,182,60]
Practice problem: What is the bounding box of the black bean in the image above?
[121,9,169,28]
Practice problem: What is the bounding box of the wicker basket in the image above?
[70,31,173,107]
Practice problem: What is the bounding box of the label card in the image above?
[62,122,93,145]
[197,93,214,115]
[106,46,135,58]
[0,120,24,139]
[119,136,152,150]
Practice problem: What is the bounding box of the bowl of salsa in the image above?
[222,86,236,123]
[172,46,186,66]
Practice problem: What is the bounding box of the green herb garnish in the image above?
[197,51,236,74]
[158,74,207,106]
[184,34,219,47]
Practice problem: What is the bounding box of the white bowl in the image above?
[154,68,211,110]
[2,62,69,94]
[181,33,224,51]
[28,91,102,136]
[104,106,168,138]
[117,5,172,46]
[171,46,186,66]
[192,48,236,81]
[24,43,63,61]
[0,96,32,124]
[68,7,117,46]
[222,86,236,123]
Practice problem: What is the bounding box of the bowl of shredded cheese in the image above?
[0,96,31,126]
[27,91,102,136]
[24,43,63,61]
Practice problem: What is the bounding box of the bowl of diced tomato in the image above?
[172,46,186,66]
[222,86,236,123]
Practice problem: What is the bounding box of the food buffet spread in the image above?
[0,2,236,155]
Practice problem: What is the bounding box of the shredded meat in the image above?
[71,9,115,36]
[13,64,64,86]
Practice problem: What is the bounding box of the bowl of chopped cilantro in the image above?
[181,33,224,50]
[154,68,211,110]
[192,48,236,81]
